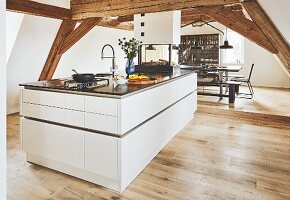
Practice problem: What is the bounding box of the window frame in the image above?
[221,29,245,66]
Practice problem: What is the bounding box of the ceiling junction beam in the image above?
[117,15,134,23]
[98,19,133,31]
[242,0,290,74]
[70,0,240,19]
[7,0,71,20]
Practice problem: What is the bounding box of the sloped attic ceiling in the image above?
[6,0,290,77]
[257,0,290,44]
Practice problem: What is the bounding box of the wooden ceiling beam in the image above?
[98,19,133,31]
[117,15,134,23]
[181,15,214,26]
[107,4,242,26]
[39,17,132,81]
[39,20,77,81]
[60,18,102,54]
[7,0,71,20]
[197,5,278,54]
[242,0,290,74]
[70,0,240,19]
[114,13,215,28]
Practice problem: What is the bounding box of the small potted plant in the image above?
[118,38,142,77]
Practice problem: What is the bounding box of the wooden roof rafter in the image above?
[7,0,71,20]
[242,0,290,74]
[60,18,103,55]
[197,4,278,53]
[70,0,240,19]
[39,20,77,81]
[6,0,290,78]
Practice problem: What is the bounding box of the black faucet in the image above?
[101,44,116,78]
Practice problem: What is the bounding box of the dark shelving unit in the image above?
[179,34,220,66]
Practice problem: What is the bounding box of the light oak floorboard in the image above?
[198,86,290,117]
[7,107,290,199]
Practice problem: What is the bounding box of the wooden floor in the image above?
[7,98,290,200]
[198,86,290,117]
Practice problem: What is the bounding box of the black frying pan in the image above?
[72,69,95,83]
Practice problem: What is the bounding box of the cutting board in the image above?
[128,79,157,85]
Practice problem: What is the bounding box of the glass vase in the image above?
[125,59,135,77]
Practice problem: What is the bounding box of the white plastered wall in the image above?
[0,0,6,198]
[6,15,133,114]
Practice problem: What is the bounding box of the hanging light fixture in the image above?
[145,44,156,50]
[220,27,233,49]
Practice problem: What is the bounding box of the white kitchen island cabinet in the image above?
[20,70,197,192]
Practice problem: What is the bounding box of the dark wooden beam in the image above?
[242,0,290,74]
[198,5,278,54]
[115,13,214,28]
[60,18,102,54]
[71,0,240,19]
[7,0,71,20]
[98,19,133,31]
[181,15,214,26]
[117,15,134,23]
[39,20,77,81]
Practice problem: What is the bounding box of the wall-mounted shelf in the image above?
[179,34,220,66]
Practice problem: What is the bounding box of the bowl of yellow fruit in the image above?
[128,74,157,84]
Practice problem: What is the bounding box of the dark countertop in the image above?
[20,69,196,99]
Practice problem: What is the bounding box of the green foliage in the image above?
[118,38,142,60]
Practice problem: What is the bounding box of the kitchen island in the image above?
[20,69,197,192]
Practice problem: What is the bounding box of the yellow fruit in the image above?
[129,74,149,80]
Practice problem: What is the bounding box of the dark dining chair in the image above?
[231,63,254,99]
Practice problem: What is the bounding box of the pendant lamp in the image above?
[220,27,233,49]
[145,44,156,50]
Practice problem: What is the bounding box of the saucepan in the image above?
[72,69,95,83]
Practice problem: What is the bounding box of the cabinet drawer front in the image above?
[22,103,84,127]
[85,132,118,180]
[85,96,118,116]
[85,113,117,134]
[21,118,84,169]
[22,89,85,111]
[120,73,197,134]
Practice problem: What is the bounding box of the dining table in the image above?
[180,65,243,96]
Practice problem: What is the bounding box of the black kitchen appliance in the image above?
[64,77,109,90]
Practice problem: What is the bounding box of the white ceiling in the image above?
[257,0,290,44]
[33,0,70,9]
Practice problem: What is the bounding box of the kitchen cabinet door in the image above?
[85,113,118,134]
[85,132,118,180]
[21,103,85,127]
[21,118,84,170]
[22,89,85,111]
